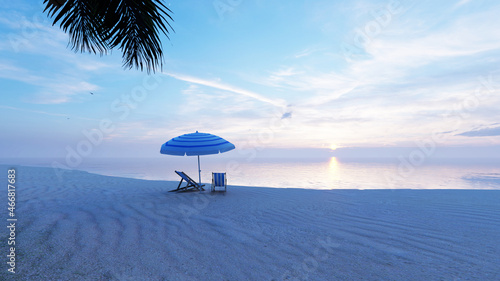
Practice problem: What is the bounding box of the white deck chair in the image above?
[211,172,227,192]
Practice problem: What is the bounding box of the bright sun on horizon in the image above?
[330,144,339,151]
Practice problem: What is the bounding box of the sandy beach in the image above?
[1,165,499,280]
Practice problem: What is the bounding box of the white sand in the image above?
[1,165,499,280]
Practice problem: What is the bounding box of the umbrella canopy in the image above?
[160,131,235,186]
[160,131,235,156]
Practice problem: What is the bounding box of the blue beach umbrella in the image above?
[160,131,235,185]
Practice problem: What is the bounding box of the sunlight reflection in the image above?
[329,157,339,176]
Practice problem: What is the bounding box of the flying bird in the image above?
[90,92,94,95]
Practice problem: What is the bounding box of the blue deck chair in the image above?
[211,172,227,192]
[170,171,205,192]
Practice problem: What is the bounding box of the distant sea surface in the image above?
[2,157,500,190]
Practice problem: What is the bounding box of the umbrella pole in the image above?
[197,155,201,186]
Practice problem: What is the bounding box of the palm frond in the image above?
[43,0,174,73]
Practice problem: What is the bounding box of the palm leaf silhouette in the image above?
[43,0,174,73]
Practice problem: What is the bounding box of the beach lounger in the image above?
[170,171,205,192]
[211,172,227,192]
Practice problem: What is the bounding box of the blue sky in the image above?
[1,0,500,159]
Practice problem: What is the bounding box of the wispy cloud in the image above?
[455,0,472,8]
[458,125,500,137]
[0,7,119,104]
[294,47,321,58]
[0,105,100,121]
[32,81,99,104]
[0,105,68,117]
[246,4,500,147]
[270,67,302,78]
[164,72,287,107]
[0,61,100,104]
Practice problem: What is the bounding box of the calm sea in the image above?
[2,156,500,190]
